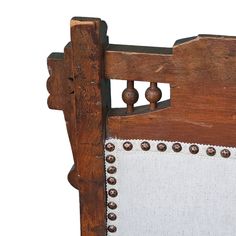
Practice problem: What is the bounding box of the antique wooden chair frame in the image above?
[47,17,236,236]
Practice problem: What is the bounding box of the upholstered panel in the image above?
[105,139,236,236]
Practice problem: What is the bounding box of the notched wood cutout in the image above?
[106,35,236,147]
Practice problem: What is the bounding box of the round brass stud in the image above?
[206,147,216,156]
[107,166,117,174]
[107,202,117,210]
[221,149,231,158]
[189,144,199,154]
[108,213,117,221]
[172,143,182,152]
[123,141,133,151]
[106,155,116,164]
[107,225,117,233]
[108,189,118,198]
[141,141,150,151]
[157,143,167,152]
[107,177,117,185]
[105,143,115,152]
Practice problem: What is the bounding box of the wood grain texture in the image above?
[47,17,236,236]
[48,17,110,236]
[106,35,236,147]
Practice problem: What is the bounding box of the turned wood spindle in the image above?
[145,82,162,111]
[122,81,139,113]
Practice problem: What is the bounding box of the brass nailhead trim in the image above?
[106,155,116,164]
[157,143,167,152]
[107,166,117,174]
[206,147,216,156]
[108,213,117,221]
[107,225,117,233]
[189,144,199,154]
[221,149,231,158]
[107,177,117,185]
[106,149,118,232]
[141,141,150,151]
[108,189,118,198]
[107,202,117,210]
[105,140,233,236]
[123,141,133,151]
[172,143,182,152]
[105,143,115,152]
[105,141,233,158]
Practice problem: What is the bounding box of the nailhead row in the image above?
[105,142,231,158]
[104,140,233,233]
[105,150,118,233]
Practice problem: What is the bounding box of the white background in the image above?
[0,0,236,235]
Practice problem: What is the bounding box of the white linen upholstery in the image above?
[105,139,236,236]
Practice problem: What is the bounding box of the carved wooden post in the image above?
[47,17,111,236]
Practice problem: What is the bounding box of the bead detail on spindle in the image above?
[145,82,162,110]
[122,81,139,113]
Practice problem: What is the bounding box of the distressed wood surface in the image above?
[106,35,236,147]
[48,17,110,236]
[47,17,236,236]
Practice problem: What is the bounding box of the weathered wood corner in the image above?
[47,17,110,236]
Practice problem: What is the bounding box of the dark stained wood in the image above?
[122,80,139,113]
[47,17,236,236]
[48,17,110,236]
[145,82,162,110]
[105,44,172,82]
[106,35,236,147]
